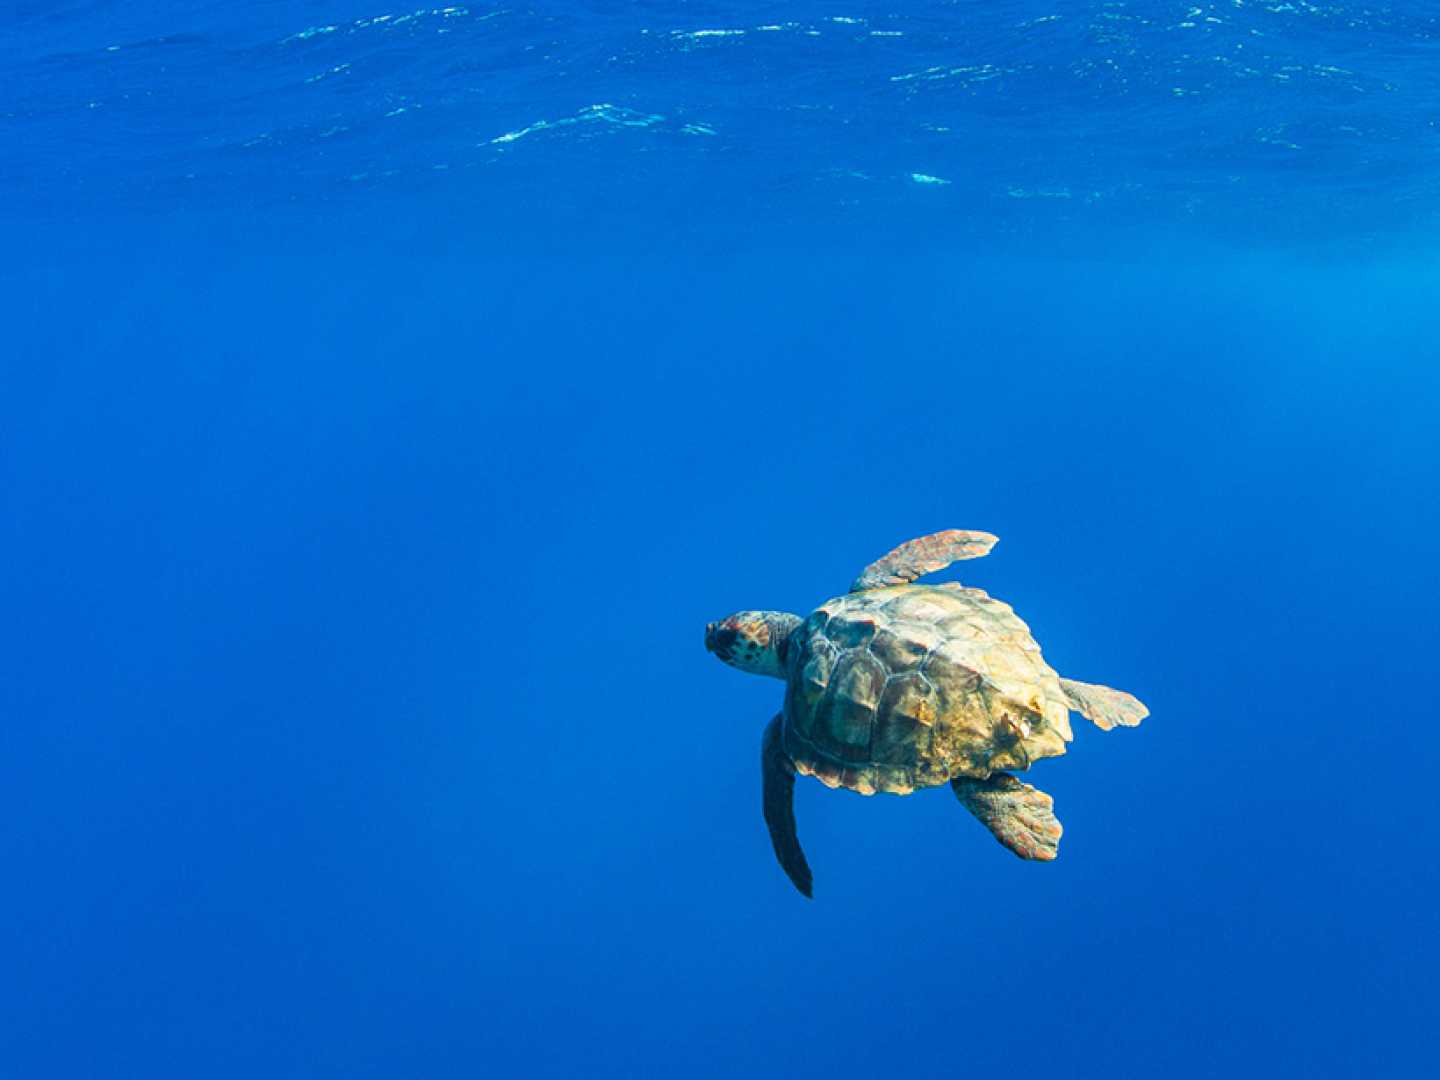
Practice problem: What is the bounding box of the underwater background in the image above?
[3,2,1439,1077]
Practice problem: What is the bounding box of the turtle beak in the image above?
[704,622,717,652]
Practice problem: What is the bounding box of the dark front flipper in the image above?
[762,716,813,898]
[850,529,998,592]
[952,773,1062,861]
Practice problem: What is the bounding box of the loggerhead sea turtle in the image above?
[704,529,1147,897]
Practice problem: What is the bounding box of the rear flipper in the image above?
[1061,677,1149,731]
[952,773,1062,861]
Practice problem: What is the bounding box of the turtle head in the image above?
[705,610,802,679]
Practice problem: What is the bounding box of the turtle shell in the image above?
[782,584,1074,795]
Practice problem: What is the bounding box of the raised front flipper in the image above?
[1061,677,1148,731]
[951,773,1062,861]
[850,529,998,592]
[761,716,813,898]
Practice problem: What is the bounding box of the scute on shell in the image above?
[815,652,884,761]
[877,673,938,731]
[871,699,929,768]
[824,612,879,650]
[869,624,938,670]
[796,641,838,712]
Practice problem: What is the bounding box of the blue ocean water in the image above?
[4,3,1439,1078]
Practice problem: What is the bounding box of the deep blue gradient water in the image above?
[4,4,1439,1079]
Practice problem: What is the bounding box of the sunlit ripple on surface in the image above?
[5,1,1439,237]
